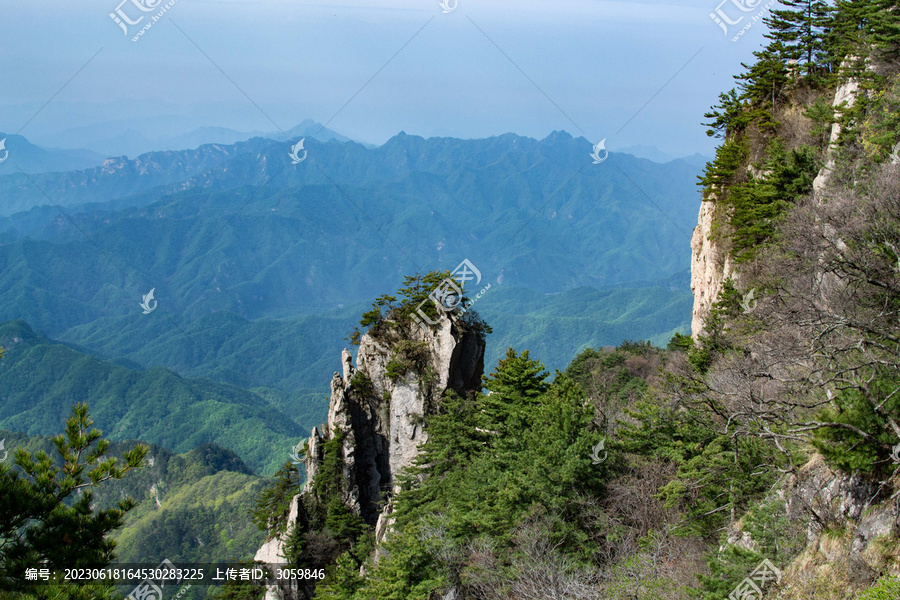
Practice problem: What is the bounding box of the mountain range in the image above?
[0,125,699,480]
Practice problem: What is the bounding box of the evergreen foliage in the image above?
[0,404,147,595]
[350,272,491,346]
[251,461,301,534]
[336,349,607,599]
[725,141,820,261]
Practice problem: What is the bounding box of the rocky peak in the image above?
[305,313,484,527]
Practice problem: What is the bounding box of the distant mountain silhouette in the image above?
[0,133,105,176]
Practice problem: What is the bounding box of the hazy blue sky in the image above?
[1,0,774,156]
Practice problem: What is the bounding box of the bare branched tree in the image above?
[691,162,900,467]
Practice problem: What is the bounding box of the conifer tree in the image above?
[478,348,549,440]
[868,0,900,57]
[0,404,147,595]
[764,0,834,78]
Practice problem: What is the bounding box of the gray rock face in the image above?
[785,455,890,547]
[690,195,734,338]
[305,314,484,528]
[254,495,301,600]
[252,311,485,581]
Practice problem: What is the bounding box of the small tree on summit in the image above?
[349,271,491,345]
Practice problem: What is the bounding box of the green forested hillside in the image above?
[0,320,302,475]
[0,133,699,334]
[0,428,269,600]
[478,284,692,369]
[106,443,268,566]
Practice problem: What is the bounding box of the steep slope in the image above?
[678,3,900,598]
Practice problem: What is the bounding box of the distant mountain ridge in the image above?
[0,130,699,321]
[0,133,105,177]
[59,117,356,159]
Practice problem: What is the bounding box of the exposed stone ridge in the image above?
[812,72,861,194]
[690,194,734,338]
[306,314,484,528]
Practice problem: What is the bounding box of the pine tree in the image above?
[868,0,900,58]
[478,348,549,440]
[764,0,834,78]
[251,460,301,533]
[735,47,792,112]
[827,0,878,65]
[0,404,147,594]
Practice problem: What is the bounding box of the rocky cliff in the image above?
[686,56,900,598]
[306,314,484,530]
[690,195,734,338]
[689,72,862,338]
[253,309,485,595]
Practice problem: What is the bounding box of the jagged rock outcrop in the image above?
[306,315,484,528]
[253,312,483,599]
[253,311,485,599]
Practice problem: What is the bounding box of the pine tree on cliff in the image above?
[826,0,900,62]
[867,0,900,57]
[764,0,834,78]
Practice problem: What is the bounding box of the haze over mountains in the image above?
[0,123,699,474]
